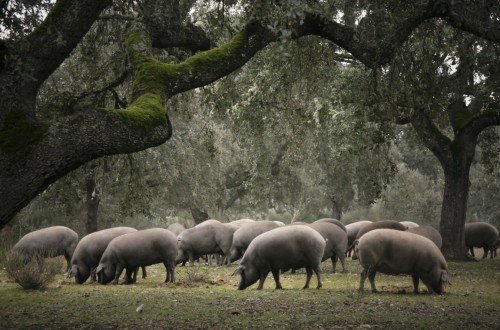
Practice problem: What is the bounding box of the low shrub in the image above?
[5,251,63,290]
[185,263,210,283]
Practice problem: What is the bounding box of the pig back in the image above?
[356,229,447,275]
[13,226,78,257]
[74,227,138,263]
[242,225,325,271]
[465,222,499,246]
[109,228,178,265]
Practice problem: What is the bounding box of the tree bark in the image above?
[190,205,209,225]
[85,175,100,234]
[331,195,343,220]
[439,153,474,260]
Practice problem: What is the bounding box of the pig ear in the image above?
[66,265,78,278]
[232,266,245,276]
[441,271,450,284]
[95,264,105,274]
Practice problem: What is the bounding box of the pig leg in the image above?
[123,268,135,284]
[367,270,378,293]
[131,267,138,283]
[90,265,98,283]
[113,264,125,285]
[188,251,196,266]
[313,266,322,289]
[271,270,282,289]
[359,269,367,292]
[164,260,175,283]
[412,274,420,293]
[256,270,269,290]
[303,267,313,289]
[359,267,376,292]
[338,253,348,273]
[141,266,147,279]
[331,255,338,273]
[63,252,72,273]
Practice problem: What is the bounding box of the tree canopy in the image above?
[0,0,499,259]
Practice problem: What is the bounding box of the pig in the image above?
[408,226,442,249]
[11,226,78,272]
[167,223,187,236]
[356,229,449,294]
[288,222,309,225]
[465,222,499,259]
[400,221,420,229]
[176,220,237,265]
[345,220,372,257]
[234,225,326,290]
[230,218,256,228]
[228,220,282,263]
[313,218,347,232]
[307,222,348,273]
[351,220,407,259]
[67,227,144,284]
[95,228,178,284]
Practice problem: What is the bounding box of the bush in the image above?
[0,228,15,268]
[185,263,210,283]
[5,251,64,290]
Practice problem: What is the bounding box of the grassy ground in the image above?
[0,253,498,329]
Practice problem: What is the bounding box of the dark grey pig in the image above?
[356,229,449,294]
[234,225,325,290]
[345,220,372,257]
[176,219,237,265]
[68,227,142,284]
[167,223,186,236]
[351,220,407,259]
[408,226,442,249]
[313,218,347,232]
[96,228,178,284]
[308,222,348,273]
[465,222,499,259]
[228,220,283,263]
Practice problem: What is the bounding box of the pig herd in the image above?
[10,219,499,295]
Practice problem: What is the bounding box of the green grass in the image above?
[0,253,498,329]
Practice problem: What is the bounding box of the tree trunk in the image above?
[190,205,209,225]
[331,195,342,220]
[85,176,100,234]
[439,161,473,260]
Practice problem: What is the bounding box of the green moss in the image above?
[109,29,247,128]
[98,93,167,127]
[181,30,247,70]
[127,30,247,95]
[0,109,50,153]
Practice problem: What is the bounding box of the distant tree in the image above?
[377,22,500,259]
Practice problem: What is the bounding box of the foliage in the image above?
[381,163,443,226]
[5,252,64,290]
[2,1,498,247]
